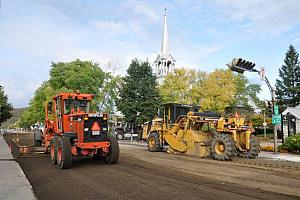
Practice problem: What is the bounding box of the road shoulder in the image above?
[0,133,36,200]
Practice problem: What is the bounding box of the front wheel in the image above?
[238,135,260,159]
[147,132,161,152]
[210,134,236,161]
[50,136,58,165]
[57,137,72,169]
[104,136,119,164]
[116,133,123,140]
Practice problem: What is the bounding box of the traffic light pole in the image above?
[264,76,278,154]
[227,58,278,154]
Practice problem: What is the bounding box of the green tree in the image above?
[19,81,54,127]
[232,73,262,112]
[49,59,105,96]
[20,60,106,127]
[116,59,160,124]
[97,73,122,114]
[0,86,13,125]
[276,45,300,110]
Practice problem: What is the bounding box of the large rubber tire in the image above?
[104,136,119,164]
[50,136,58,165]
[57,137,72,169]
[210,134,236,161]
[147,132,161,152]
[238,135,260,159]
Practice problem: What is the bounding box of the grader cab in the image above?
[145,104,259,161]
[42,92,119,169]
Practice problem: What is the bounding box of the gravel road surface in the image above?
[4,133,300,200]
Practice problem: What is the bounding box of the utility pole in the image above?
[227,57,279,154]
[265,77,278,154]
[262,109,266,138]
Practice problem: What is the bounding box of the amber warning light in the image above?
[103,114,107,120]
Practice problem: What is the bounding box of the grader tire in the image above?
[211,134,236,161]
[104,136,119,164]
[50,136,58,165]
[57,137,72,169]
[238,135,260,159]
[147,132,161,152]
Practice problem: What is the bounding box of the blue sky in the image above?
[1,0,300,108]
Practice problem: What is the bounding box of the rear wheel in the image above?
[57,137,72,169]
[147,132,161,152]
[104,136,119,164]
[50,136,58,165]
[238,135,260,159]
[211,134,236,161]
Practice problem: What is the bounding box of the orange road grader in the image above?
[42,92,119,169]
[142,103,259,161]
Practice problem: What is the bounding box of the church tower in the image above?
[154,9,175,85]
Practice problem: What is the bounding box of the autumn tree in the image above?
[0,86,13,125]
[276,45,300,110]
[199,69,236,112]
[116,59,160,124]
[160,68,207,104]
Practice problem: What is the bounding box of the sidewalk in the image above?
[259,151,300,162]
[0,133,36,200]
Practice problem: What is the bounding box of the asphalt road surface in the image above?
[4,133,300,200]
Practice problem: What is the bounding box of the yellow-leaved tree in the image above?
[199,69,236,112]
[159,68,207,104]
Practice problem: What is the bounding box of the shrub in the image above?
[279,134,300,153]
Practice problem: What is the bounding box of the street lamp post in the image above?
[227,58,278,154]
[262,108,267,138]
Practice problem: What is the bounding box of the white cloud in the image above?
[1,0,300,108]
[212,0,300,36]
[123,0,160,23]
[93,20,127,35]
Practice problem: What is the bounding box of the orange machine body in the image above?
[43,92,109,156]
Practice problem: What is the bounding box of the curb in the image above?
[0,133,37,200]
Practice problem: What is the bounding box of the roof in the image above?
[282,107,300,119]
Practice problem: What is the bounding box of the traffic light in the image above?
[227,58,258,73]
[265,100,273,117]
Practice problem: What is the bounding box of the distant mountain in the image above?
[1,107,27,128]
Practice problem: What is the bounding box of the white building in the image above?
[154,9,175,85]
[282,106,300,139]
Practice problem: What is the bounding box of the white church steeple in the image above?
[161,8,170,57]
[154,8,175,85]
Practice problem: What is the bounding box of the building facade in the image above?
[282,106,300,140]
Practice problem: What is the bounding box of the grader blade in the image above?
[164,134,187,152]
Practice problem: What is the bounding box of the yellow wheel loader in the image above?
[216,106,260,159]
[143,104,259,161]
